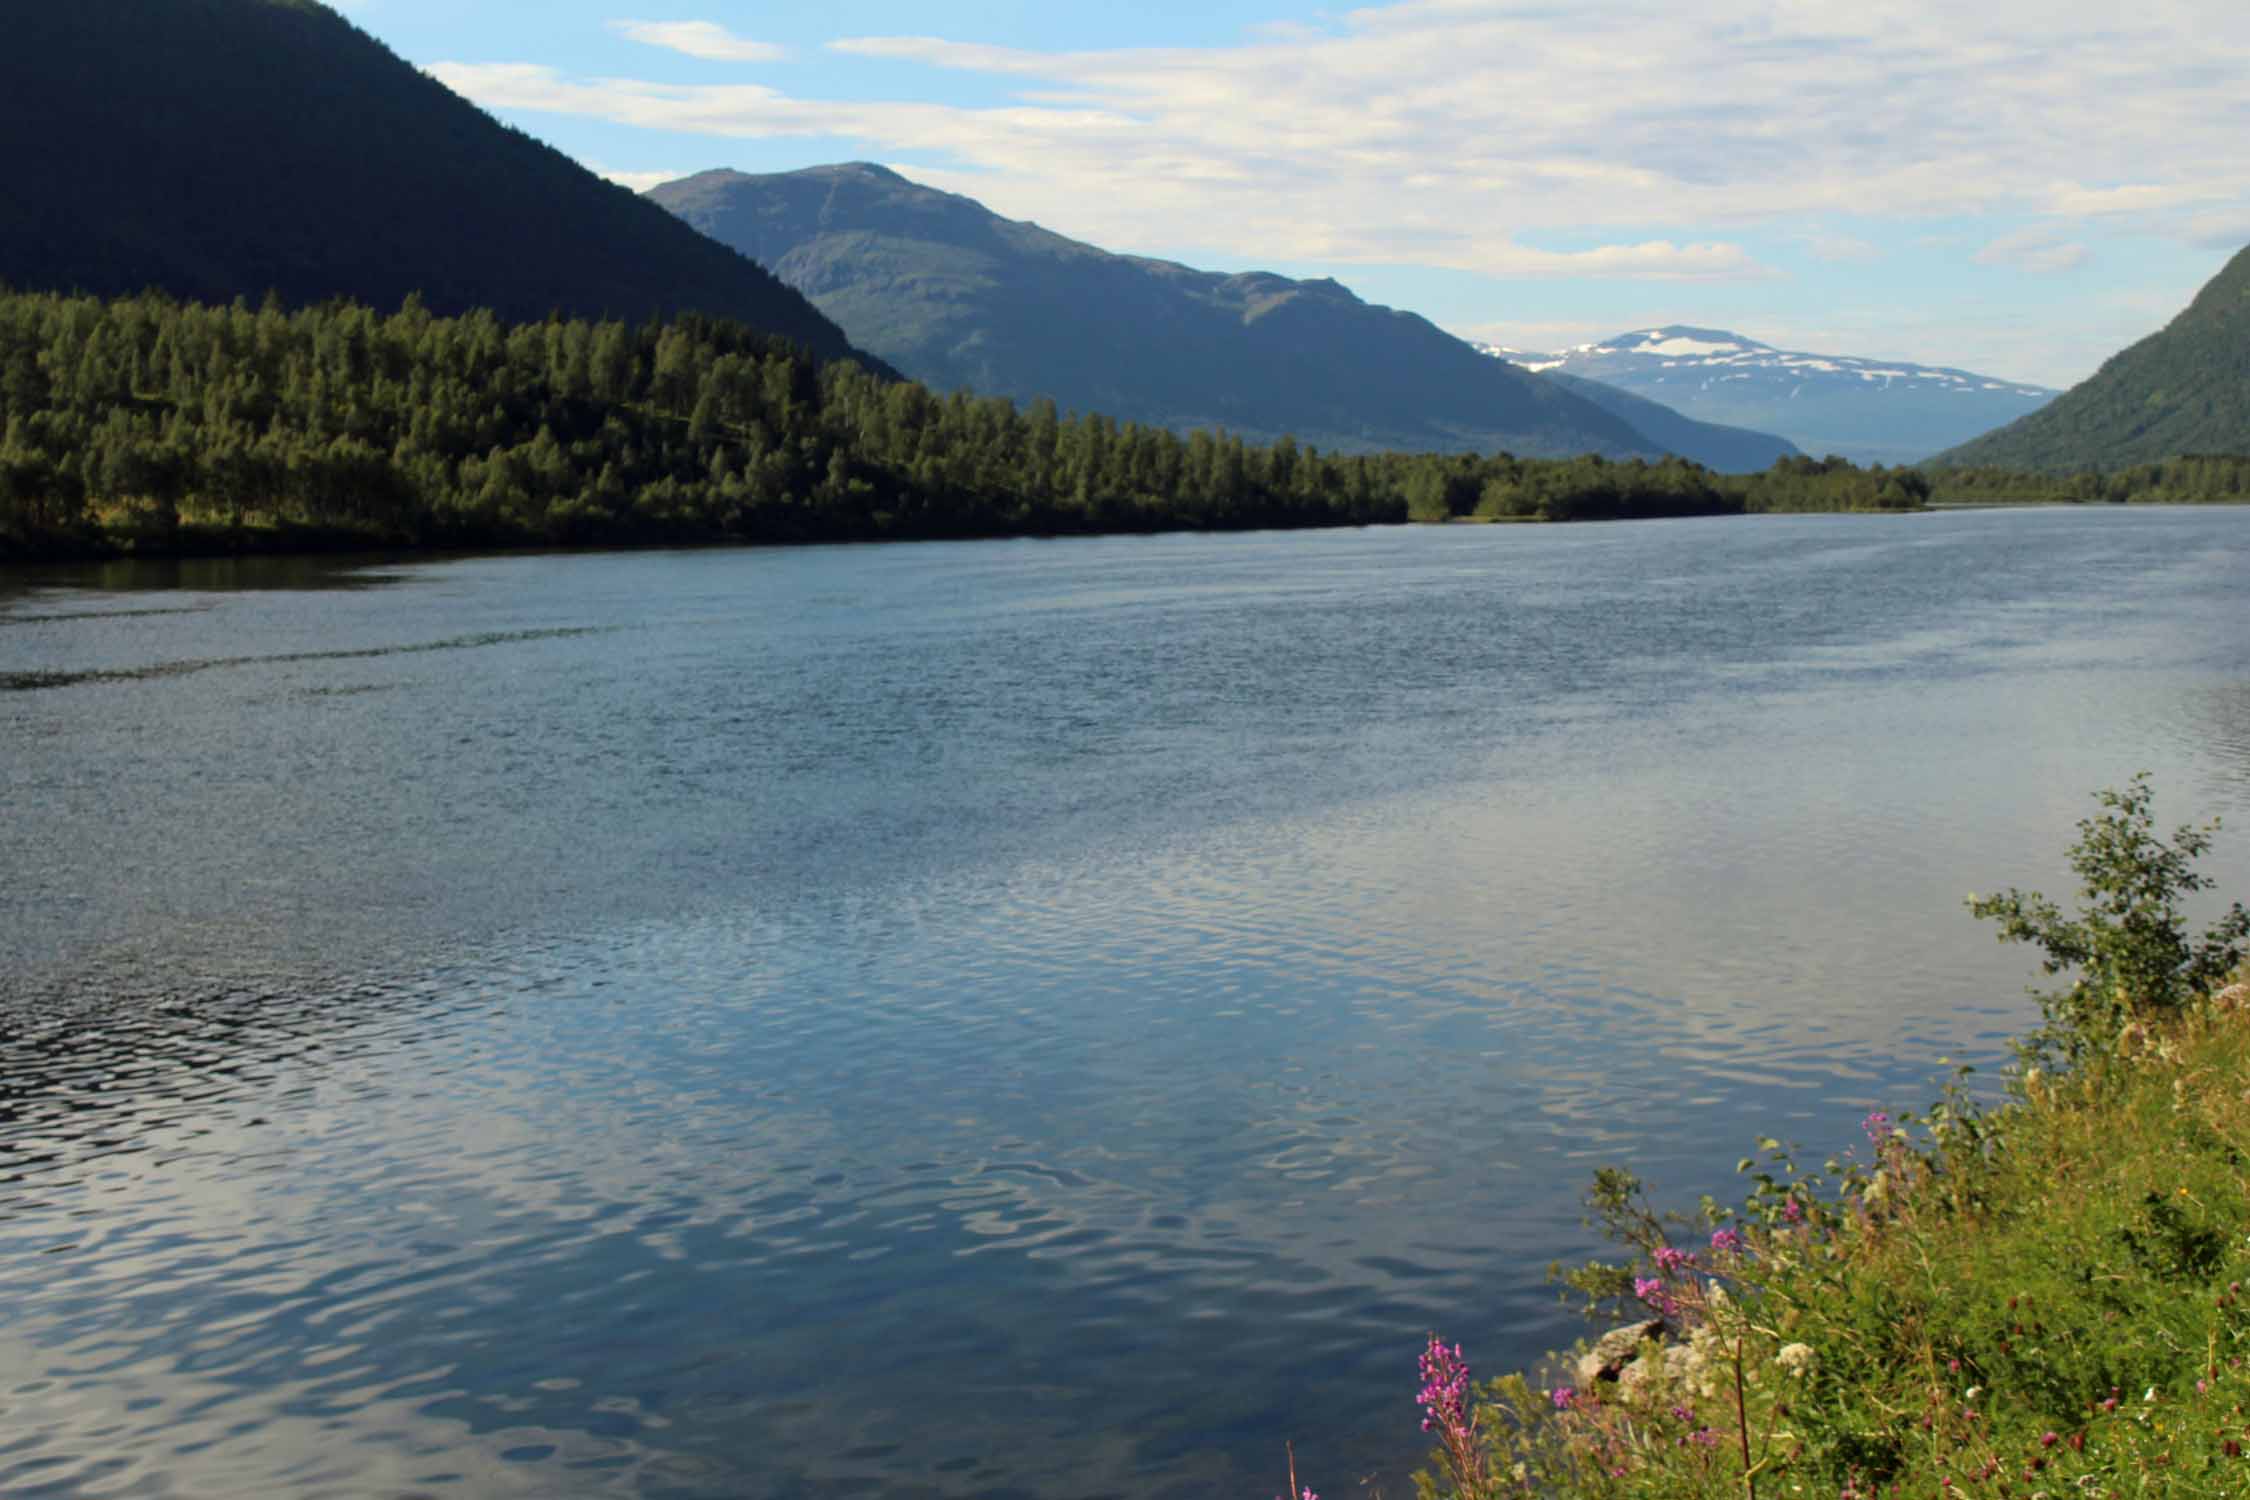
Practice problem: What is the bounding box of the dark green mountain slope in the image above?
[1545,372,1800,471]
[0,0,864,361]
[649,163,1666,460]
[1936,245,2250,469]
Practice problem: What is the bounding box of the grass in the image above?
[1436,991,2250,1498]
[1369,782,2250,1500]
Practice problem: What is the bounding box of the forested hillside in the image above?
[1938,244,2250,469]
[0,291,1940,559]
[647,164,1680,462]
[0,0,867,362]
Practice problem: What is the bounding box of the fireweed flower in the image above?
[1781,1197,1804,1223]
[1417,1335,1488,1489]
[1652,1245,1695,1274]
[1632,1276,1681,1316]
[1709,1228,1745,1255]
[1863,1111,1891,1143]
[1417,1336,1471,1434]
[1551,1386,1576,1411]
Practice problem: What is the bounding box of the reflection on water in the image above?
[4,550,425,598]
[3,509,2249,1497]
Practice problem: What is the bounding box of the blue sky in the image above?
[342,0,2250,387]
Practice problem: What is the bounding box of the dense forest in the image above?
[0,289,1967,560]
[1926,455,2250,504]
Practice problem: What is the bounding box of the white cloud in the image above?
[608,19,788,63]
[427,58,1778,280]
[2041,181,2210,218]
[435,0,2250,283]
[1461,239,1778,280]
[2183,210,2250,251]
[1974,226,2091,274]
[589,163,686,193]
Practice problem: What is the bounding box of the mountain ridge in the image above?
[652,163,1769,464]
[0,0,869,363]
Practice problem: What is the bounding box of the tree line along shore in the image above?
[6,289,2244,564]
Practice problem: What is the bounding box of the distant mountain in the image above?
[649,163,1669,461]
[1935,245,2250,470]
[1545,372,1801,471]
[1478,328,2057,466]
[0,0,865,362]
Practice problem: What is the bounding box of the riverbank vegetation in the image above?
[1926,455,2250,507]
[0,289,1960,563]
[1385,778,2249,1499]
[4,290,2242,564]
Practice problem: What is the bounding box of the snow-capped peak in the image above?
[1462,326,2052,400]
[1455,323,2060,466]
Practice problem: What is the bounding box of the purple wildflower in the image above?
[1863,1111,1891,1144]
[1709,1228,1745,1255]
[1782,1197,1804,1223]
[1632,1275,1679,1317]
[1652,1245,1695,1274]
[1417,1336,1471,1433]
[1551,1386,1576,1411]
[1417,1334,1488,1490]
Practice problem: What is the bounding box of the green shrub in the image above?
[1968,774,2247,1059]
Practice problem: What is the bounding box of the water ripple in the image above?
[2,510,2248,1495]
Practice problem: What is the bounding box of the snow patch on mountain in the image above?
[1640,334,1753,358]
[1471,327,2053,400]
[1462,324,2059,465]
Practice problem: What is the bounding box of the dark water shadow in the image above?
[0,550,429,610]
[0,626,614,692]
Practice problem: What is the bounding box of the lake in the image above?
[4,508,2249,1497]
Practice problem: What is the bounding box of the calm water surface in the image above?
[4,510,2250,1497]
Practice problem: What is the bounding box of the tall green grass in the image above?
[1383,781,2250,1499]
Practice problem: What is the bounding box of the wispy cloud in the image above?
[589,162,685,193]
[2183,210,2250,250]
[1974,226,2090,274]
[608,19,787,63]
[435,0,2250,285]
